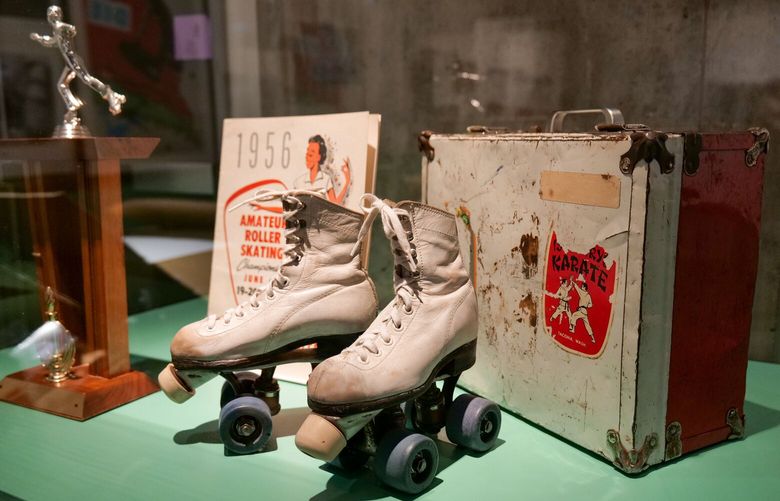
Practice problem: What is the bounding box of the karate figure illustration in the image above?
[570,280,595,342]
[545,276,572,325]
[294,135,352,204]
[31,6,125,127]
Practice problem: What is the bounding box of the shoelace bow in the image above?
[345,194,419,362]
[205,188,324,329]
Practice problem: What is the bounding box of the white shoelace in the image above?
[345,194,419,362]
[205,188,324,330]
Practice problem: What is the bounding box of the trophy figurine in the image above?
[30,5,126,138]
[14,287,77,383]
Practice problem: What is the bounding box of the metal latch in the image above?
[665,421,683,460]
[595,123,650,132]
[683,132,702,176]
[466,125,511,134]
[746,127,770,167]
[418,130,435,161]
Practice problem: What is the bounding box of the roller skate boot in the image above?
[295,195,501,494]
[158,190,378,454]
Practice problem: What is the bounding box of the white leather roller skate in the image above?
[295,195,501,494]
[158,190,378,454]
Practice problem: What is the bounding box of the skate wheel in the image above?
[295,413,347,462]
[219,396,272,454]
[445,394,501,452]
[158,363,195,404]
[375,429,438,494]
[220,372,258,408]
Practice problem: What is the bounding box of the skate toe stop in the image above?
[295,413,347,462]
[158,363,195,404]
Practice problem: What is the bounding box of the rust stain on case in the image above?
[517,293,538,328]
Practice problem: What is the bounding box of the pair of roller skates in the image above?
[157,189,501,494]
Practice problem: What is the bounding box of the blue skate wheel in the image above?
[445,394,501,452]
[375,428,438,494]
[219,396,272,454]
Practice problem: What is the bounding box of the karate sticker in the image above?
[543,232,617,357]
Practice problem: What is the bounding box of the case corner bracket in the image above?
[606,429,658,474]
[619,131,675,176]
[726,408,745,439]
[418,130,435,162]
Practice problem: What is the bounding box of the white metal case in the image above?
[420,123,765,473]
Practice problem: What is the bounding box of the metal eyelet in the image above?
[404,305,413,314]
[382,336,393,345]
[393,321,403,331]
[406,230,413,239]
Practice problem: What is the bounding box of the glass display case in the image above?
[0,1,778,499]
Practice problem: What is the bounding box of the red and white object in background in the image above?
[422,111,769,473]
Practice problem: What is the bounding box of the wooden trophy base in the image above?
[0,364,158,421]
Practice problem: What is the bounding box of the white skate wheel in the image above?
[295,413,347,462]
[158,363,195,404]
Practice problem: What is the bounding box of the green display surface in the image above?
[1,298,779,500]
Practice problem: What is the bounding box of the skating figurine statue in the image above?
[31,5,126,137]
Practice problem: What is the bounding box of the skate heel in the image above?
[157,363,214,403]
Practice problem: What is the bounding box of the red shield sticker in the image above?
[543,231,617,357]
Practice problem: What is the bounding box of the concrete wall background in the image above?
[241,0,780,361]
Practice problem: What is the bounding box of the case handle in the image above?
[549,108,624,133]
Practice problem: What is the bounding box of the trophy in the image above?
[0,6,159,419]
[30,5,126,137]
